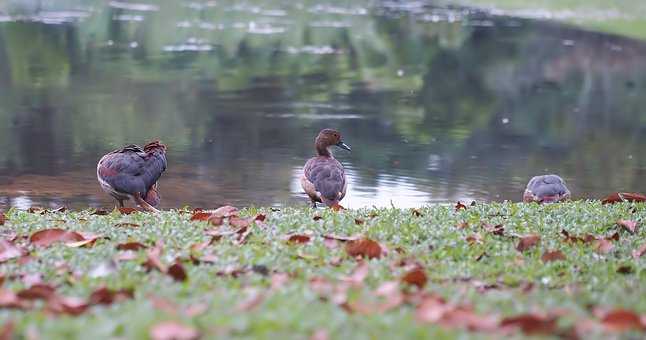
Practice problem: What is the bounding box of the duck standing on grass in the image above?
[301,129,351,209]
[523,174,571,203]
[97,140,167,212]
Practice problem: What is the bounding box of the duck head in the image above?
[143,140,167,154]
[315,129,351,156]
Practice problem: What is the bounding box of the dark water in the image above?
[1,1,646,210]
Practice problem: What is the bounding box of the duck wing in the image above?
[304,157,346,203]
[98,145,167,197]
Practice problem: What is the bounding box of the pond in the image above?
[1,0,645,209]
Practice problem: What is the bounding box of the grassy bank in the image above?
[444,0,646,41]
[0,202,645,339]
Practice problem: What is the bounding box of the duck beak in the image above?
[336,141,351,152]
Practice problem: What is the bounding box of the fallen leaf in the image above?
[401,267,427,288]
[45,296,90,316]
[346,238,383,259]
[601,309,645,332]
[602,192,646,204]
[412,209,423,217]
[184,302,209,317]
[0,290,28,309]
[254,214,266,222]
[439,307,499,332]
[88,287,133,305]
[466,233,483,245]
[235,289,265,312]
[415,295,450,323]
[617,220,638,234]
[456,221,469,229]
[482,223,504,235]
[149,321,200,340]
[632,243,646,259]
[30,229,85,247]
[500,313,558,335]
[313,215,323,221]
[229,216,252,229]
[168,262,188,282]
[287,234,311,244]
[516,234,540,252]
[212,205,239,218]
[117,242,147,251]
[144,241,167,273]
[594,239,614,254]
[114,222,140,228]
[0,320,14,340]
[354,218,365,225]
[616,265,633,274]
[323,234,361,242]
[17,284,57,300]
[341,262,370,286]
[0,212,4,226]
[455,202,467,211]
[0,239,26,263]
[190,212,211,221]
[541,250,566,263]
[150,295,179,315]
[118,207,137,215]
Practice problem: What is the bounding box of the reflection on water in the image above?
[0,1,646,209]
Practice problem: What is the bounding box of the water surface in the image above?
[1,1,645,209]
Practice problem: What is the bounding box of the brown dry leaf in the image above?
[516,234,541,252]
[415,296,450,323]
[456,221,469,229]
[0,320,14,340]
[341,262,370,286]
[323,234,360,242]
[168,262,188,282]
[412,209,423,217]
[229,216,252,229]
[149,321,200,340]
[482,223,504,236]
[602,192,646,204]
[354,218,365,225]
[439,307,499,332]
[617,220,638,234]
[500,313,558,335]
[254,214,267,222]
[88,287,133,305]
[401,267,428,288]
[601,309,645,332]
[212,205,239,218]
[45,296,89,316]
[190,212,211,221]
[346,238,383,259]
[235,289,265,312]
[466,233,483,245]
[17,284,57,300]
[117,242,147,251]
[0,239,26,263]
[114,252,139,262]
[455,201,467,211]
[66,236,101,248]
[616,265,633,274]
[118,207,137,215]
[594,239,614,254]
[144,241,167,273]
[313,215,323,221]
[633,243,646,259]
[287,234,311,244]
[0,290,28,309]
[114,222,140,228]
[30,229,85,247]
[0,212,4,226]
[541,250,566,263]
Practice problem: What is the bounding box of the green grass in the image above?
[0,202,645,339]
[444,0,646,40]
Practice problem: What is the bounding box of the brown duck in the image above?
[523,174,570,203]
[97,140,167,212]
[301,129,351,209]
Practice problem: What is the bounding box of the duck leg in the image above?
[118,199,125,208]
[311,200,317,208]
[134,192,160,213]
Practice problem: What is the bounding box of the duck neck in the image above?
[316,144,333,158]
